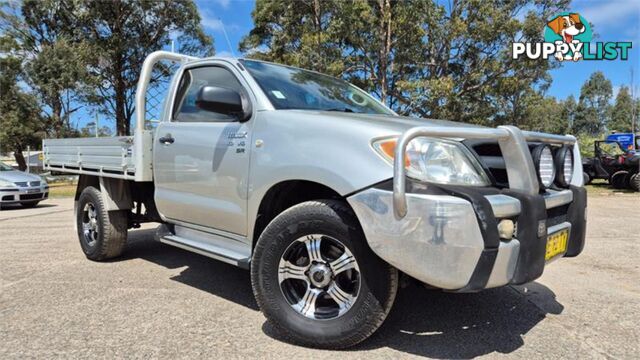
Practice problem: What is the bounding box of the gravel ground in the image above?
[1,194,638,359]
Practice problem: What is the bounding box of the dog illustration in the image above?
[547,13,586,61]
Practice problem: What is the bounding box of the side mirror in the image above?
[195,86,252,122]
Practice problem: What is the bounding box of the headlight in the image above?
[373,137,490,186]
[555,146,574,187]
[532,145,556,188]
[0,179,16,188]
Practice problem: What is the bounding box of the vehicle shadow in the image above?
[124,227,563,358]
[122,227,258,310]
[352,282,562,358]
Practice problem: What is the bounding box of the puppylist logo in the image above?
[513,12,632,62]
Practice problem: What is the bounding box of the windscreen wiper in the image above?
[325,108,356,113]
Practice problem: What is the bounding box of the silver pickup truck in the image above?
[44,51,587,349]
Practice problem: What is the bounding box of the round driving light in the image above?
[554,146,574,187]
[532,145,556,188]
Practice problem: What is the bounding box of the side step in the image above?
[158,225,251,269]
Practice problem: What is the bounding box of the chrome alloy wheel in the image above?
[81,202,99,247]
[278,234,361,320]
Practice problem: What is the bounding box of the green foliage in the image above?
[519,93,567,134]
[80,0,214,135]
[0,36,45,170]
[2,0,214,137]
[577,134,599,158]
[573,71,613,135]
[241,0,569,126]
[1,0,92,137]
[609,87,634,133]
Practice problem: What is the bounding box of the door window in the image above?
[173,66,244,123]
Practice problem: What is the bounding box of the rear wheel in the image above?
[76,186,128,261]
[630,173,640,192]
[251,200,398,349]
[610,170,629,189]
[583,172,591,185]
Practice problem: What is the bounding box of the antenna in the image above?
[219,17,236,58]
[631,67,636,135]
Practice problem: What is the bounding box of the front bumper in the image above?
[348,180,587,292]
[0,185,49,204]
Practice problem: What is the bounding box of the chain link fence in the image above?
[143,60,181,129]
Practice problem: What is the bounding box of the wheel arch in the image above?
[76,175,132,211]
[250,180,358,250]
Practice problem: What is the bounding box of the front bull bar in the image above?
[392,125,582,218]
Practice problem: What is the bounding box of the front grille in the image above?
[20,193,43,200]
[14,181,40,187]
[464,140,509,187]
[546,204,569,228]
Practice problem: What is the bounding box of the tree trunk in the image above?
[13,148,26,171]
[114,54,129,136]
[52,99,63,137]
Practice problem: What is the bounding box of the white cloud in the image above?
[201,13,224,31]
[200,10,239,32]
[215,0,231,9]
[215,50,236,58]
[576,0,640,30]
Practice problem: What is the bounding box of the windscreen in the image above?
[241,60,394,115]
[0,162,13,171]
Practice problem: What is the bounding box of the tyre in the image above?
[251,200,398,349]
[583,172,591,185]
[630,173,640,192]
[76,186,128,261]
[610,170,629,189]
[20,201,39,208]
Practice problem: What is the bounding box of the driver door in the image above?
[153,64,252,236]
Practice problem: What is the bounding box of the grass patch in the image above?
[585,180,638,196]
[49,183,77,198]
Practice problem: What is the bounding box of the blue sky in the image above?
[78,0,640,131]
[548,0,640,100]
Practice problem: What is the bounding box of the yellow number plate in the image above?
[545,229,569,260]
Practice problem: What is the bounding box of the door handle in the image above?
[159,134,174,145]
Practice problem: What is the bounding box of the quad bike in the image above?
[582,138,640,191]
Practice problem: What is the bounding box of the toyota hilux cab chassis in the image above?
[44,51,587,349]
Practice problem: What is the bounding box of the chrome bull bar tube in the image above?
[134,51,198,134]
[393,126,578,219]
[133,51,198,181]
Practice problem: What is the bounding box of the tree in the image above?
[2,0,214,137]
[561,95,577,133]
[80,124,113,138]
[573,72,613,135]
[239,0,346,75]
[1,0,92,138]
[241,0,569,125]
[0,36,45,170]
[518,93,567,134]
[609,86,633,132]
[81,0,214,135]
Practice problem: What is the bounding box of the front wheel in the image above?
[251,200,398,349]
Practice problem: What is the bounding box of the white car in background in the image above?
[0,161,49,209]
